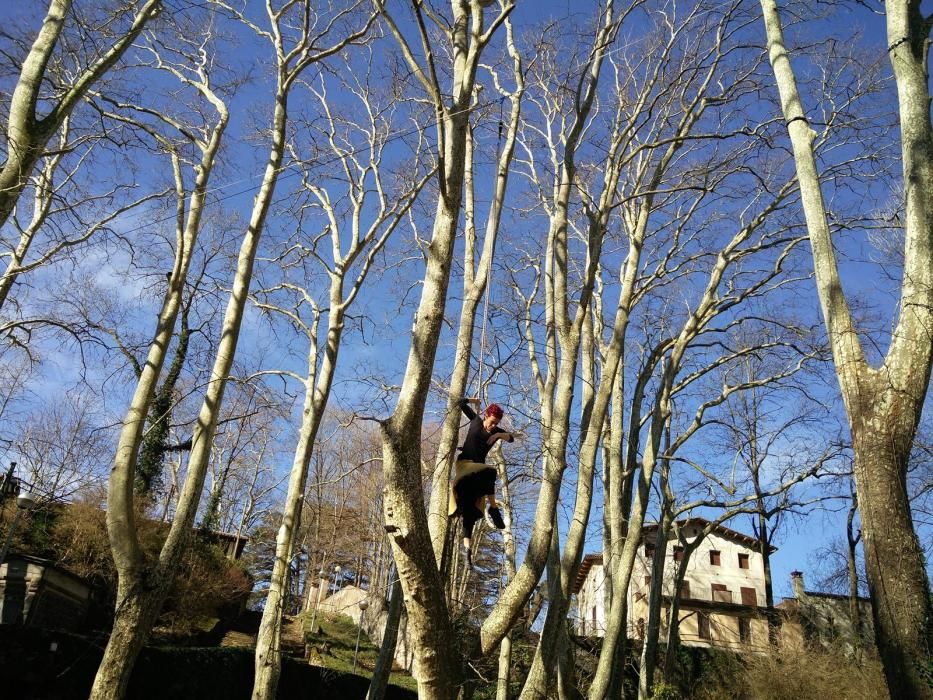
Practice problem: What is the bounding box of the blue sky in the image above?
[1,0,929,604]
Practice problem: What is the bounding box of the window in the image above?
[673,546,684,562]
[741,587,757,606]
[637,617,646,639]
[680,581,691,600]
[709,550,721,566]
[711,583,731,603]
[739,617,751,644]
[738,553,750,569]
[645,544,655,558]
[698,612,711,640]
[636,575,651,601]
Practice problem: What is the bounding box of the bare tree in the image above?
[809,483,868,643]
[249,45,426,697]
[0,113,164,322]
[89,11,231,696]
[425,8,524,566]
[375,1,513,696]
[13,391,110,499]
[637,375,840,697]
[201,379,285,535]
[717,349,837,623]
[483,7,630,683]
[0,0,162,229]
[501,3,812,696]
[760,2,933,696]
[93,0,380,691]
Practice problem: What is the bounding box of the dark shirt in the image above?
[457,399,513,463]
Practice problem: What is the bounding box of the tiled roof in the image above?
[642,517,777,553]
[571,517,775,595]
[572,553,603,594]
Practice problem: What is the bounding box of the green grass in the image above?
[302,611,418,693]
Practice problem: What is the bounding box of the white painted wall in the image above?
[575,523,769,649]
[576,560,607,636]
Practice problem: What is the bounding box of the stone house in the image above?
[572,518,774,652]
[777,570,873,654]
[0,554,93,630]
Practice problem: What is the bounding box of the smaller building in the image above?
[777,570,873,654]
[201,529,249,560]
[0,554,93,630]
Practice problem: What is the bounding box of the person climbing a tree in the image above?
[449,397,515,567]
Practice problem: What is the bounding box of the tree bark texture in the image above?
[92,44,292,697]
[760,2,933,696]
[379,3,501,696]
[367,577,404,700]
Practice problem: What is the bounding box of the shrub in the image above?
[740,644,889,700]
[161,538,252,634]
[650,681,681,700]
[14,496,252,635]
[0,626,417,699]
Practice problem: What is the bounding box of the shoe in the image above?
[485,506,506,530]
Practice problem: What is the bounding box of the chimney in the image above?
[790,570,805,599]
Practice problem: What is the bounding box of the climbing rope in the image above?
[475,255,494,403]
[473,107,505,404]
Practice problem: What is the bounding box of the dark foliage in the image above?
[0,626,417,700]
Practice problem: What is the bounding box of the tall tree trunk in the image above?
[555,620,579,700]
[92,32,305,691]
[253,359,320,698]
[591,206,757,697]
[380,98,471,700]
[136,307,190,498]
[638,453,673,700]
[377,3,507,696]
[755,507,778,643]
[589,400,669,700]
[382,422,462,699]
[846,492,863,652]
[90,65,228,700]
[518,527,563,700]
[760,3,933,695]
[605,371,633,699]
[661,554,689,682]
[367,577,404,700]
[852,409,931,695]
[426,74,521,560]
[481,0,628,662]
[496,453,518,700]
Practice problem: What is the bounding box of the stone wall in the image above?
[783,570,873,655]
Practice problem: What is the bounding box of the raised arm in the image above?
[458,397,479,420]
